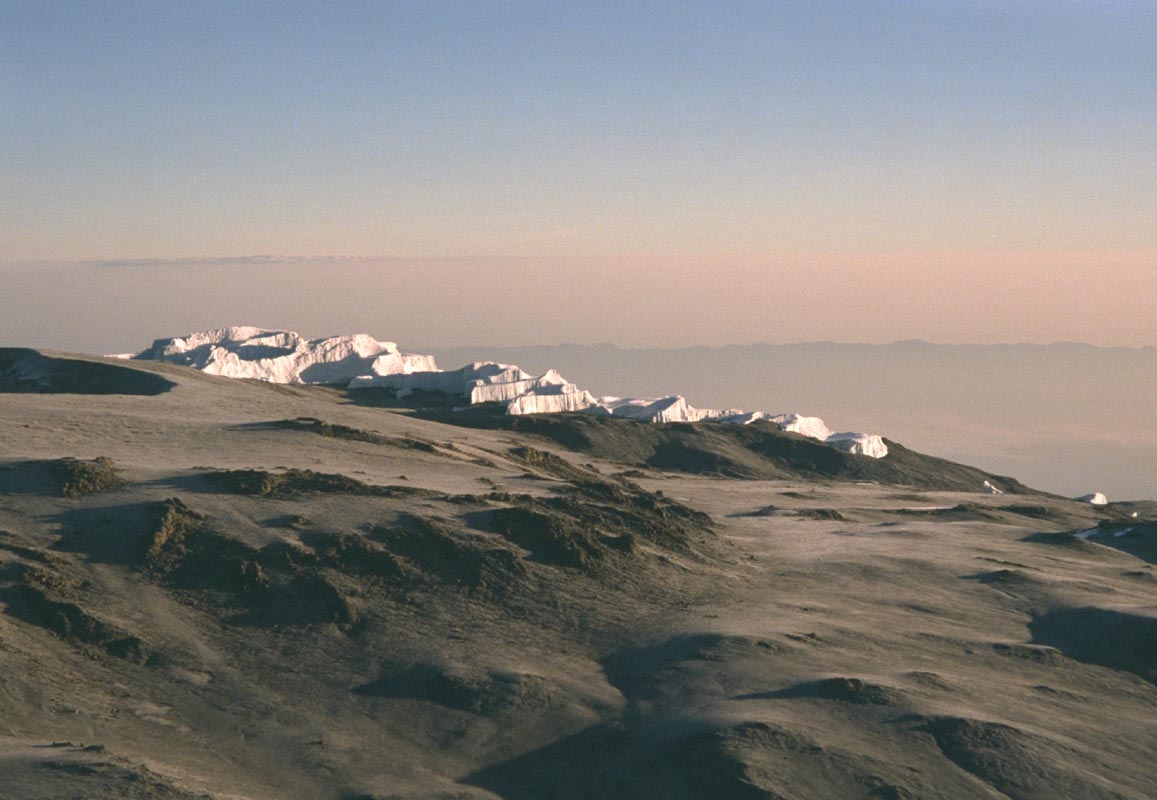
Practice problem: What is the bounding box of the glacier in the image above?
[128,328,888,458]
[132,326,436,385]
[1075,492,1109,505]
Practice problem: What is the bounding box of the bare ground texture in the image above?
[0,352,1153,799]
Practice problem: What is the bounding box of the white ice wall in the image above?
[133,328,888,458]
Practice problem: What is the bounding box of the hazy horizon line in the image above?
[51,334,1154,356]
[5,247,1155,271]
[422,339,1157,353]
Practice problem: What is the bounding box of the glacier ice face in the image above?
[130,327,888,458]
[824,432,890,459]
[1076,492,1108,505]
[767,414,833,441]
[507,383,599,415]
[134,327,436,385]
[597,395,703,423]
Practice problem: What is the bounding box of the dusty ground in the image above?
[0,351,1154,799]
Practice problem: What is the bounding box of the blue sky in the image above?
[1,2,1154,348]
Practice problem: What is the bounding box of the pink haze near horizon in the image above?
[1,251,1153,355]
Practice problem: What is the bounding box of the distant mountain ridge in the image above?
[427,341,1157,501]
[125,328,889,458]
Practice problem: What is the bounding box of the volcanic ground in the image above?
[0,350,1154,799]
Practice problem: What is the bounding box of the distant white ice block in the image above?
[597,395,707,423]
[469,367,568,404]
[825,432,889,458]
[136,327,434,385]
[507,383,597,415]
[590,398,888,456]
[140,326,275,359]
[717,411,842,444]
[982,480,1005,495]
[1076,492,1108,505]
[352,362,509,394]
[594,395,745,424]
[770,414,834,441]
[370,351,438,376]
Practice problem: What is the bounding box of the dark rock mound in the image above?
[4,748,203,800]
[647,439,750,477]
[303,530,407,581]
[54,495,260,588]
[921,715,1124,799]
[252,417,394,444]
[506,445,601,484]
[740,676,901,706]
[0,458,125,498]
[468,719,918,800]
[734,504,783,517]
[488,505,618,569]
[893,503,1001,522]
[796,507,846,521]
[239,417,443,453]
[48,457,125,498]
[353,662,558,714]
[464,722,777,800]
[0,564,152,663]
[990,643,1068,666]
[607,633,783,676]
[0,349,174,395]
[369,515,526,592]
[137,501,357,627]
[974,568,1033,584]
[0,530,60,565]
[205,468,441,500]
[967,569,1047,596]
[998,504,1072,523]
[603,633,783,707]
[485,482,711,570]
[140,499,267,594]
[1072,522,1157,564]
[1029,606,1157,683]
[54,499,204,566]
[1020,531,1113,556]
[242,571,358,627]
[739,505,847,520]
[54,498,358,628]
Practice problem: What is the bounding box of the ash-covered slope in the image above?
[1,348,175,395]
[128,327,888,457]
[1,352,1155,799]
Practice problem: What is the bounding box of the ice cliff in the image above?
[130,328,888,458]
[132,326,435,385]
[1076,492,1109,505]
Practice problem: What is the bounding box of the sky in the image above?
[1,1,1154,352]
